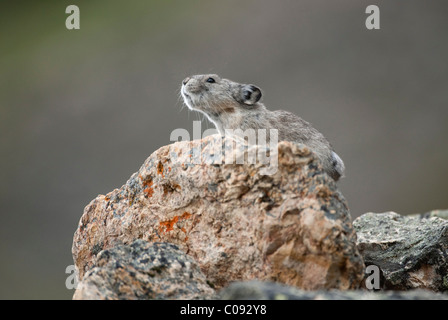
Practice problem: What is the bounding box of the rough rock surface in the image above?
[219,280,448,300]
[72,135,364,290]
[353,211,448,292]
[73,240,215,300]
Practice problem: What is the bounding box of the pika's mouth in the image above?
[181,86,192,99]
[183,93,193,104]
[181,86,197,110]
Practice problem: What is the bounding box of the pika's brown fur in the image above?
[181,74,345,181]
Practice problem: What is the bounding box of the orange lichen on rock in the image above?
[180,211,192,220]
[159,216,179,233]
[140,175,154,198]
[158,212,193,237]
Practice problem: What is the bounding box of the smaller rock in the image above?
[353,211,448,292]
[418,209,448,220]
[219,280,448,300]
[73,240,216,300]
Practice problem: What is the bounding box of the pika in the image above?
[180,74,345,181]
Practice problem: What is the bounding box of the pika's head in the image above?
[181,74,262,115]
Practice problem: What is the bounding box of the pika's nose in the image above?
[182,77,190,85]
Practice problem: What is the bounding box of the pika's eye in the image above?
[206,77,215,83]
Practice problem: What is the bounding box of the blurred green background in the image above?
[1,0,447,299]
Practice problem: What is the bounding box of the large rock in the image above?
[353,211,448,292]
[219,280,448,300]
[72,135,364,290]
[73,240,215,300]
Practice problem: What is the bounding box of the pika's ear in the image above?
[239,85,262,105]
